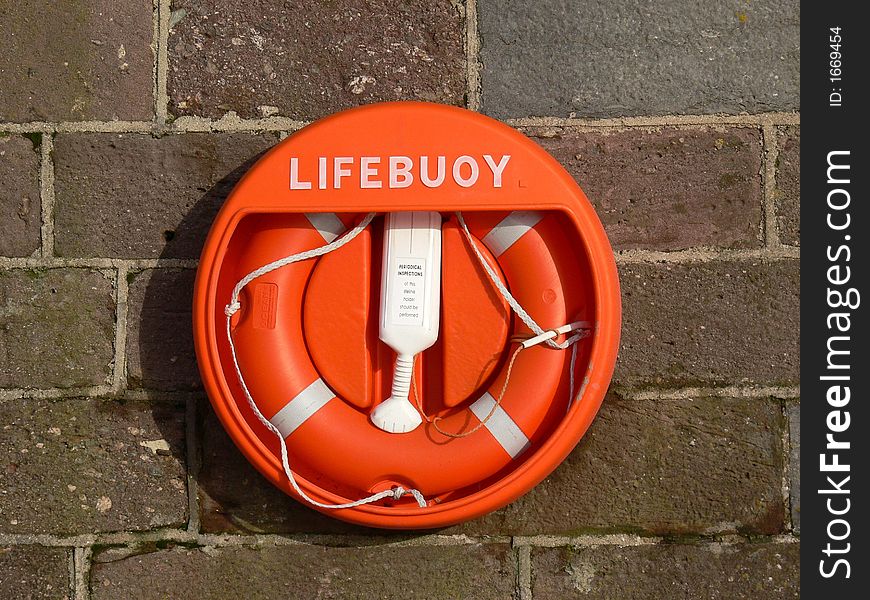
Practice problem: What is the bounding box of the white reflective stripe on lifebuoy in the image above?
[470,392,531,459]
[270,378,336,438]
[481,211,543,257]
[304,213,346,243]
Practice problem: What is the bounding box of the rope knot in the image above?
[225,301,241,317]
[392,486,407,500]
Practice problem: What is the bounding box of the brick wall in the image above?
[1,1,799,598]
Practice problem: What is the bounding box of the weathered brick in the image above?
[617,260,799,389]
[0,396,186,534]
[788,402,800,533]
[0,135,41,257]
[0,269,115,388]
[531,542,799,599]
[91,543,515,599]
[0,1,153,122]
[198,404,379,535]
[0,546,71,600]
[126,269,199,390]
[53,133,277,259]
[167,1,465,120]
[451,395,785,536]
[479,0,800,118]
[527,127,763,250]
[775,126,800,245]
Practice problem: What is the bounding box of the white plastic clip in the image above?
[521,321,591,349]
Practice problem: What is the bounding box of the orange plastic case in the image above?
[193,102,621,529]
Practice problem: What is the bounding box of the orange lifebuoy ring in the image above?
[193,102,621,529]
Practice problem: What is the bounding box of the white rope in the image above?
[456,212,578,350]
[225,213,377,319]
[225,212,427,509]
[568,341,580,410]
[455,211,590,405]
[223,210,591,512]
[516,326,589,408]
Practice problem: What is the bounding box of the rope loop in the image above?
[224,210,593,512]
[225,213,429,511]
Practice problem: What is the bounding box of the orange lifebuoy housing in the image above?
[193,102,621,529]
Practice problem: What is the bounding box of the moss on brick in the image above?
[0,268,115,387]
[0,0,153,121]
[0,396,187,535]
[0,134,41,256]
[21,132,41,152]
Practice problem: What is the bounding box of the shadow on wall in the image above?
[137,146,423,539]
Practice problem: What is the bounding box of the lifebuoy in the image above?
[227,209,585,501]
[193,102,621,529]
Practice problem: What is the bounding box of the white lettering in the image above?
[421,156,446,187]
[318,157,327,190]
[820,454,850,472]
[334,157,353,189]
[453,155,479,188]
[360,157,382,189]
[389,156,414,188]
[289,157,312,190]
[290,154,512,191]
[483,154,511,187]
